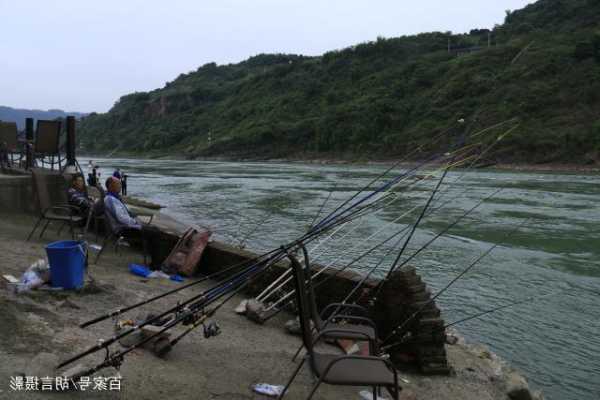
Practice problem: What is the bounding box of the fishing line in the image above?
[264,153,494,314]
[263,144,504,317]
[287,224,416,361]
[66,133,486,371]
[307,183,337,231]
[385,292,555,351]
[67,196,399,367]
[383,166,451,281]
[381,218,532,348]
[258,216,368,304]
[311,125,459,230]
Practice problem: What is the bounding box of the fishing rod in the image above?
[329,164,451,304]
[284,188,506,361]
[65,136,476,370]
[380,218,531,349]
[426,123,520,214]
[443,293,553,330]
[383,166,451,281]
[299,186,503,322]
[263,154,498,317]
[311,150,453,232]
[261,157,483,319]
[262,210,419,318]
[288,226,411,360]
[256,215,369,305]
[80,183,398,330]
[70,122,513,377]
[62,193,403,368]
[79,245,285,328]
[384,292,555,352]
[73,128,497,378]
[311,122,465,231]
[238,204,288,249]
[307,183,337,231]
[306,135,478,240]
[58,251,284,369]
[68,241,315,379]
[255,211,371,304]
[255,160,468,310]
[308,117,480,233]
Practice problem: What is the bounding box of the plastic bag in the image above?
[251,383,284,397]
[358,389,389,400]
[129,264,184,282]
[16,258,50,293]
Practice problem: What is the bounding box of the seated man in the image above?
[104,177,161,267]
[67,175,93,217]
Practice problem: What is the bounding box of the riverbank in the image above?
[0,211,542,400]
[79,152,600,174]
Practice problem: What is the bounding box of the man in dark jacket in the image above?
[67,175,93,216]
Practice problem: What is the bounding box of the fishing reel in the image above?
[202,321,221,339]
[174,303,195,325]
[102,344,124,371]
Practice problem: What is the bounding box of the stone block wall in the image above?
[201,243,450,374]
[373,265,450,374]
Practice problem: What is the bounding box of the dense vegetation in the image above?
[79,0,600,164]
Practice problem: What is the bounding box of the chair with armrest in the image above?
[277,250,401,400]
[27,169,85,241]
[298,244,379,354]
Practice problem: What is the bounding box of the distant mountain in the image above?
[80,0,600,164]
[0,106,87,130]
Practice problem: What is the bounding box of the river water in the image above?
[82,157,600,400]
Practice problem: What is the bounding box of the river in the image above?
[82,157,600,400]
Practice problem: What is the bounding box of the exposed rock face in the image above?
[506,371,533,400]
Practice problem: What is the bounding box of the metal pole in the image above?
[66,116,76,166]
[25,118,34,170]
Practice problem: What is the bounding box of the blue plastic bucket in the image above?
[45,240,86,289]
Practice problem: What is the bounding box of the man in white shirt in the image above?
[104,177,161,267]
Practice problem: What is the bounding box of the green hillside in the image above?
[79,0,600,164]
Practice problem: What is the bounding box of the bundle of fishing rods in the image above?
[56,118,526,377]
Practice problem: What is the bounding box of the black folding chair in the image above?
[299,245,379,355]
[34,120,64,170]
[0,121,21,168]
[27,169,84,241]
[278,251,401,400]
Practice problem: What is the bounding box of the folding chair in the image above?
[27,169,85,241]
[34,120,64,170]
[94,204,150,265]
[278,251,401,400]
[0,121,20,167]
[300,245,379,354]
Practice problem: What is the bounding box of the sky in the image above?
[0,0,535,113]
